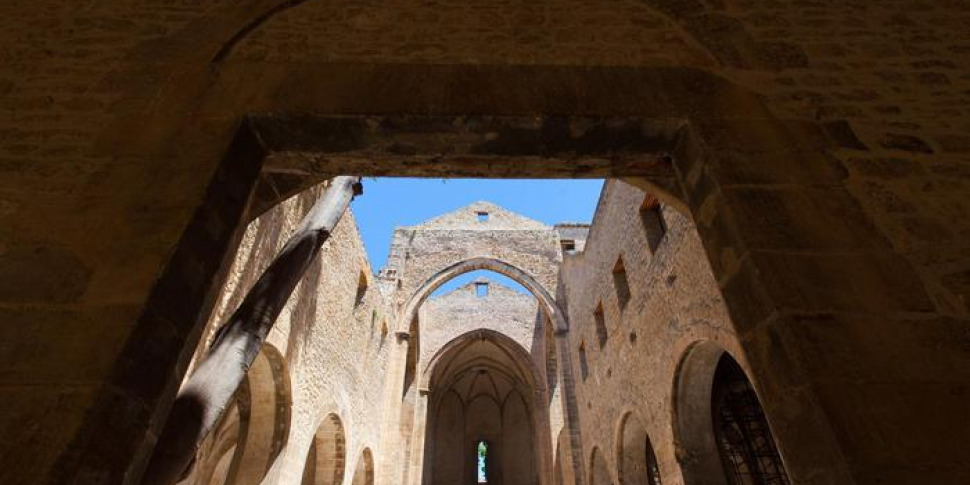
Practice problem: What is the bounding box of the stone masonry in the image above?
[1,1,969,484]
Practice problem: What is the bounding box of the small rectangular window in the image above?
[475,282,489,298]
[579,341,589,381]
[594,302,607,348]
[477,211,489,222]
[613,257,631,310]
[640,196,667,253]
[561,239,576,254]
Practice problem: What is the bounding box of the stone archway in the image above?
[673,342,732,485]
[616,413,661,485]
[673,342,790,485]
[232,344,292,485]
[176,343,291,485]
[383,259,564,485]
[399,257,568,334]
[710,354,790,485]
[421,330,543,485]
[589,448,612,485]
[179,402,244,485]
[302,414,347,485]
[352,449,375,485]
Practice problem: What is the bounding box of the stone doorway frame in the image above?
[76,110,857,485]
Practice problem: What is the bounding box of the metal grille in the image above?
[713,357,791,485]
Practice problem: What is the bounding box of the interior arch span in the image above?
[422,329,543,485]
[421,328,542,393]
[399,257,568,335]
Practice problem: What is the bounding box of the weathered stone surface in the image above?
[1,0,969,483]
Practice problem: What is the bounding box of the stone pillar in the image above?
[533,387,555,485]
[673,118,966,485]
[554,332,586,485]
[406,390,430,485]
[376,332,411,485]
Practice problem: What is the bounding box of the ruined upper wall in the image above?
[419,279,540,375]
[381,202,564,312]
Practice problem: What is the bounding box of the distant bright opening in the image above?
[477,211,489,222]
[477,440,489,483]
[475,282,489,298]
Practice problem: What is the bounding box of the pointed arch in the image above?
[421,329,541,393]
[399,257,568,335]
[351,448,375,485]
[302,413,346,485]
[616,411,661,485]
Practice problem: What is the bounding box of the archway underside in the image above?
[400,257,569,335]
[424,332,540,485]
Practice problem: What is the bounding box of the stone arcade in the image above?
[1,1,969,485]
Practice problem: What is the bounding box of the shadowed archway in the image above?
[421,330,543,485]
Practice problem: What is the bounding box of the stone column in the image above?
[406,390,430,485]
[376,332,412,485]
[554,332,586,485]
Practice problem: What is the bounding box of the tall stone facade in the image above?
[171,180,808,485]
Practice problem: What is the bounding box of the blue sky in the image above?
[349,178,603,295]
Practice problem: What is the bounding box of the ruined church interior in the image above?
[2,1,969,485]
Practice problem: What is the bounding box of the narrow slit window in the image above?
[354,271,368,308]
[640,196,667,253]
[476,211,489,223]
[594,302,607,348]
[613,257,631,310]
[477,441,489,483]
[579,342,589,381]
[475,282,489,298]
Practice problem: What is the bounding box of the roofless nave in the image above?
[171,180,788,485]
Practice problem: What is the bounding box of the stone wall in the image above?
[1,0,969,482]
[558,180,740,485]
[182,184,393,485]
[383,201,562,317]
[419,280,540,368]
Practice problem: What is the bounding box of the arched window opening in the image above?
[618,413,661,485]
[712,355,790,485]
[477,440,489,483]
[301,414,346,485]
[351,448,375,485]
